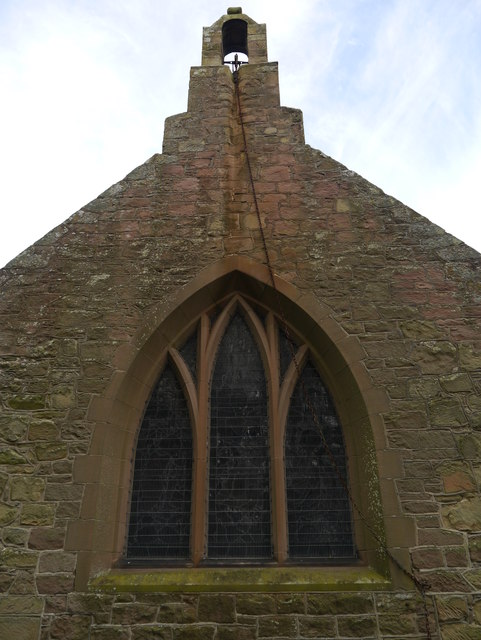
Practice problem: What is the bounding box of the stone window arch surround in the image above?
[71,257,410,590]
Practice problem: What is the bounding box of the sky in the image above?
[1,0,481,267]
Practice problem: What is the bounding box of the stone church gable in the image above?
[1,7,480,640]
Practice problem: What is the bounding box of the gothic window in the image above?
[127,296,356,564]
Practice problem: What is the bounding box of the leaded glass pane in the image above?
[285,360,355,559]
[208,312,272,559]
[127,362,192,558]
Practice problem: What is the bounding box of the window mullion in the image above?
[266,314,288,563]
[191,314,210,565]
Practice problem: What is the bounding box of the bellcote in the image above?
[202,7,268,66]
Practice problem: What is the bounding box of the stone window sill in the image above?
[89,566,391,593]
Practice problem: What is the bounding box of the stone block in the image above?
[428,398,466,427]
[39,551,76,573]
[198,594,235,623]
[440,622,481,639]
[111,603,157,625]
[36,573,75,594]
[50,614,91,640]
[258,615,297,637]
[132,626,173,640]
[378,613,417,635]
[235,594,276,615]
[172,626,215,640]
[0,616,41,640]
[91,627,132,640]
[442,497,481,532]
[298,615,336,637]
[307,593,373,616]
[216,625,256,640]
[28,526,65,550]
[412,341,457,374]
[2,527,29,546]
[468,535,481,562]
[10,477,45,501]
[28,420,58,441]
[275,594,304,614]
[0,595,44,614]
[35,442,68,461]
[435,595,468,622]
[0,418,28,443]
[20,503,55,526]
[0,503,18,526]
[0,448,27,465]
[337,615,376,637]
[0,548,38,568]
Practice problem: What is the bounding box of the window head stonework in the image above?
[73,263,400,590]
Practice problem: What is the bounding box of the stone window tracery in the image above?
[126,295,356,564]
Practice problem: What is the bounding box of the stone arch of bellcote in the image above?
[71,257,411,590]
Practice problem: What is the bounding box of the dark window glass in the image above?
[179,326,198,384]
[127,362,192,558]
[208,313,272,559]
[285,361,356,559]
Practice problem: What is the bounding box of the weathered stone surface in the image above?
[235,594,276,615]
[0,503,18,526]
[440,622,481,640]
[468,535,481,562]
[35,442,68,461]
[378,613,417,635]
[428,398,466,427]
[0,448,27,465]
[437,462,476,493]
[337,615,376,637]
[307,594,373,615]
[20,503,55,526]
[258,615,297,637]
[298,615,336,637]
[443,497,481,532]
[216,625,256,640]
[111,603,157,625]
[440,373,473,393]
[436,595,468,622]
[36,573,75,594]
[0,548,38,568]
[92,627,132,640]
[198,595,235,623]
[10,477,45,501]
[275,594,304,614]
[28,526,65,550]
[0,595,43,614]
[2,527,29,546]
[0,616,41,640]
[39,551,76,573]
[412,341,457,374]
[172,626,215,640]
[132,626,173,640]
[50,614,91,640]
[0,418,28,443]
[28,420,58,441]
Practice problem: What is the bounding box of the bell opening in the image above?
[222,19,248,61]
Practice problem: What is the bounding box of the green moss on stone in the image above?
[89,566,391,594]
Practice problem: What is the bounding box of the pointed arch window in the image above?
[127,296,356,564]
